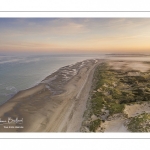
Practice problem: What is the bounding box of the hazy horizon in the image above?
[0,18,150,54]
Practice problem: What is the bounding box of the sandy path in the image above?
[124,102,150,117]
[100,118,128,132]
[65,62,99,132]
[102,102,150,132]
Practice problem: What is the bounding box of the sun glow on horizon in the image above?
[0,18,150,54]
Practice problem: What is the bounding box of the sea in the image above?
[0,53,106,105]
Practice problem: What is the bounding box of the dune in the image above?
[81,60,150,132]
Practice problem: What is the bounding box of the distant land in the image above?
[106,53,150,57]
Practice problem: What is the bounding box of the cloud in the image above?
[0,18,88,37]
[1,18,150,52]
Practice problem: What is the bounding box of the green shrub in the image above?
[89,119,101,132]
[107,103,125,115]
[91,97,104,116]
[127,113,150,132]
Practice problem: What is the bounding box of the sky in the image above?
[0,18,150,54]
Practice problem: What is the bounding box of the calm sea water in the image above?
[0,53,105,104]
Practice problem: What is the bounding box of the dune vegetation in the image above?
[82,62,150,132]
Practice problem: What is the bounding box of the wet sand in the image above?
[0,59,100,132]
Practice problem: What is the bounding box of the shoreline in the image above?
[0,59,100,132]
[0,59,93,106]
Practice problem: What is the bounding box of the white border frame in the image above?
[1,12,150,18]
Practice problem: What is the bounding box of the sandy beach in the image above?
[0,59,100,132]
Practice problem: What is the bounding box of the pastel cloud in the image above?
[0,18,150,53]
